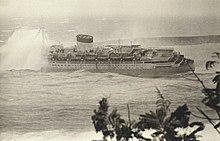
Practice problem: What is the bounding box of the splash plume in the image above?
[0,28,46,71]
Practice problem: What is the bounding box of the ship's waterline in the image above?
[43,60,194,77]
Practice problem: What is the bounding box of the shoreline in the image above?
[0,123,219,141]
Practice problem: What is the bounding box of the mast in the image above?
[40,16,49,47]
[118,39,121,47]
[118,39,121,52]
[41,26,45,47]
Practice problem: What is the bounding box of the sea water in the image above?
[0,17,220,141]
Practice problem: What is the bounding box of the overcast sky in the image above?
[0,0,220,18]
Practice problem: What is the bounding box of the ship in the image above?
[42,34,195,77]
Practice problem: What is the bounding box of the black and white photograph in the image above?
[0,0,220,140]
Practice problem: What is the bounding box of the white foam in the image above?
[60,21,70,24]
[1,30,12,33]
[0,28,47,71]
[67,29,75,32]
[0,130,153,141]
[0,124,219,141]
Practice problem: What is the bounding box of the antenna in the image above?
[39,16,50,47]
[41,26,45,47]
[40,15,47,47]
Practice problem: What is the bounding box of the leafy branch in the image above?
[92,88,204,141]
[135,87,204,141]
[187,53,220,134]
[91,97,149,141]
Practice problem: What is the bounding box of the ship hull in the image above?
[42,60,195,77]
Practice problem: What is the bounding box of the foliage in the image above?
[92,89,204,141]
[135,88,204,141]
[188,52,220,134]
[91,98,147,141]
[200,73,220,134]
[91,98,114,140]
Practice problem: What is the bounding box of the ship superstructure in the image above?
[43,34,194,76]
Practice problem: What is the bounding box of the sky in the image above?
[0,0,220,18]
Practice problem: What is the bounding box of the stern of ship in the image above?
[179,58,195,72]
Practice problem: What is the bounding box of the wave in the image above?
[0,28,46,71]
[0,123,219,141]
[95,35,220,47]
[1,30,12,33]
